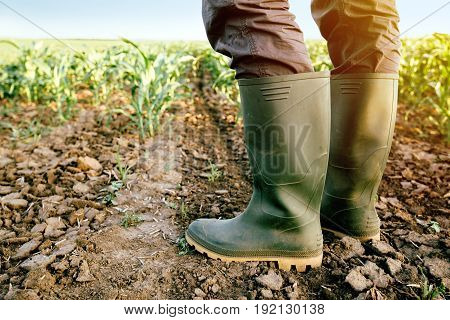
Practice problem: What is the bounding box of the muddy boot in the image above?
[186,71,330,271]
[320,73,398,242]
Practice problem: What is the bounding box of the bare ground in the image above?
[0,85,449,300]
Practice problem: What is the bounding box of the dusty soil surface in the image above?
[0,83,449,300]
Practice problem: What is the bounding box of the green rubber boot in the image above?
[320,73,398,241]
[186,71,330,271]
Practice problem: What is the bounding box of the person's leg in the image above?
[202,0,314,78]
[311,0,401,241]
[311,0,401,74]
[187,1,331,271]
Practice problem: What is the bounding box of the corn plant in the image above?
[49,55,78,121]
[120,212,143,228]
[307,40,332,71]
[0,40,20,99]
[207,161,223,183]
[193,48,240,107]
[77,48,128,105]
[400,33,449,139]
[16,43,53,103]
[115,154,131,183]
[120,38,184,138]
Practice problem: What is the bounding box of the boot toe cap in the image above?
[186,219,208,239]
[186,218,235,253]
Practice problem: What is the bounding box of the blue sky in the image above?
[0,0,449,40]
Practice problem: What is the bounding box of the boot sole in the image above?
[322,227,380,242]
[185,233,322,272]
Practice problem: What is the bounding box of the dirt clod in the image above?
[0,230,16,241]
[53,240,76,257]
[369,240,396,255]
[211,283,220,293]
[345,269,373,292]
[256,269,283,291]
[20,254,56,271]
[76,261,95,282]
[260,289,273,299]
[385,258,402,275]
[78,156,102,172]
[30,223,47,233]
[68,209,85,225]
[23,269,55,292]
[44,217,66,238]
[12,236,43,260]
[359,261,393,289]
[2,198,28,209]
[423,257,450,287]
[0,274,9,284]
[194,288,206,298]
[73,182,90,195]
[335,236,365,259]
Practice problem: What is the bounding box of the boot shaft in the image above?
[238,71,330,223]
[327,73,398,199]
[321,73,398,239]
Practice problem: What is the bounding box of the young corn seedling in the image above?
[180,201,188,219]
[9,119,49,144]
[418,267,446,300]
[166,201,178,210]
[176,236,194,256]
[100,180,123,205]
[115,154,131,184]
[207,161,222,183]
[120,212,143,228]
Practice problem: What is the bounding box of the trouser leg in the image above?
[311,0,401,74]
[202,0,314,78]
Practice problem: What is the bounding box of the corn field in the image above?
[0,34,448,140]
[0,34,449,301]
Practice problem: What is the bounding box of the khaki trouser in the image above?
[202,0,401,78]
